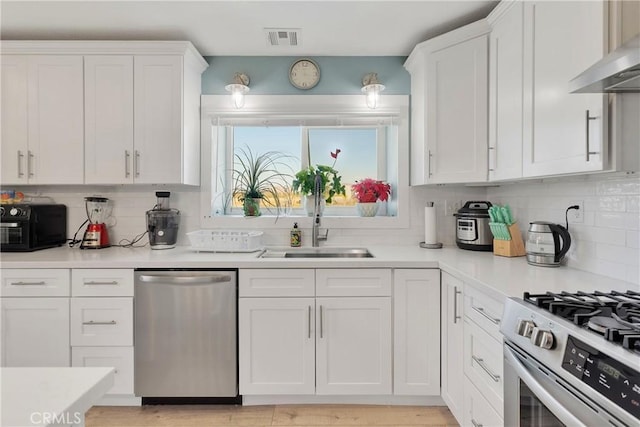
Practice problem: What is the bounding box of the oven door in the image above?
[504,342,630,427]
[0,221,29,250]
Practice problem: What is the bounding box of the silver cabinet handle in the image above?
[319,305,323,338]
[84,281,119,286]
[10,281,46,286]
[488,146,495,172]
[17,151,24,177]
[28,150,34,177]
[472,355,501,382]
[453,286,462,324]
[428,150,433,177]
[472,305,500,325]
[471,419,483,427]
[125,150,131,177]
[134,150,140,177]
[308,305,312,339]
[585,110,599,161]
[82,320,117,326]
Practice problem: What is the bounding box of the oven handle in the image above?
[0,222,21,228]
[504,345,587,427]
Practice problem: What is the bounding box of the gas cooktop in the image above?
[523,290,640,353]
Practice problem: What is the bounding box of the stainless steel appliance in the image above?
[454,201,493,251]
[134,270,237,399]
[526,221,572,267]
[146,191,180,250]
[501,291,640,426]
[0,204,67,251]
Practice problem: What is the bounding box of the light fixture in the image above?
[361,73,385,109]
[225,73,250,109]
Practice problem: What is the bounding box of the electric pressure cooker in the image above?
[454,201,493,251]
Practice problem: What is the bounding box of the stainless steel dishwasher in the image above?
[134,270,237,399]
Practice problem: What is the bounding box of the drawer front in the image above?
[0,269,70,297]
[72,269,134,297]
[316,269,392,296]
[464,284,504,339]
[72,346,134,395]
[71,298,133,346]
[464,378,504,427]
[239,269,315,297]
[464,319,504,416]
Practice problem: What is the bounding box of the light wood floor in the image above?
[86,404,458,427]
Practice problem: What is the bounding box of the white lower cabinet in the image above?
[1,297,70,367]
[440,272,464,423]
[464,379,504,427]
[239,297,315,395]
[393,269,440,396]
[239,268,394,397]
[315,297,391,395]
[0,268,70,367]
[72,346,134,395]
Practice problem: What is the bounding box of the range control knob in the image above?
[516,319,536,338]
[9,207,22,217]
[531,327,555,349]
[0,207,4,217]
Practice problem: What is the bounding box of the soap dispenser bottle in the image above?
[290,222,302,247]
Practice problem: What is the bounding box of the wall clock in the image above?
[289,58,320,90]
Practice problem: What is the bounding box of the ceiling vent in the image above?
[264,28,301,47]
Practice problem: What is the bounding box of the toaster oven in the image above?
[0,204,67,251]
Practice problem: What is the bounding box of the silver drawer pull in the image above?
[11,281,46,286]
[472,355,501,382]
[82,320,117,326]
[84,281,119,285]
[471,419,483,427]
[472,305,501,325]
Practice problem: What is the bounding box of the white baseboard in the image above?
[97,395,141,406]
[242,395,445,406]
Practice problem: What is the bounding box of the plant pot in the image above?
[305,195,325,217]
[243,197,261,217]
[356,202,378,217]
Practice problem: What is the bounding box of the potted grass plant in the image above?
[233,146,294,217]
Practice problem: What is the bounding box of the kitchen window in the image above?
[200,95,410,229]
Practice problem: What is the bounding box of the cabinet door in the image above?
[489,2,524,181]
[1,55,29,184]
[315,297,391,395]
[393,269,440,396]
[239,298,315,395]
[134,55,183,184]
[1,298,70,367]
[441,272,464,424]
[72,346,134,395]
[523,1,606,177]
[70,298,133,347]
[84,56,134,184]
[426,35,488,183]
[464,378,504,427]
[28,55,84,184]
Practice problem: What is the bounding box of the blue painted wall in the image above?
[201,56,410,95]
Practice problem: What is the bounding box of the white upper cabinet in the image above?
[2,41,207,186]
[488,1,524,181]
[1,55,84,185]
[522,0,606,177]
[405,21,490,185]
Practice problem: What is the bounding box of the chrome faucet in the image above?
[312,172,328,247]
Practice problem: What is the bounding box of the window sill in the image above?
[200,214,409,230]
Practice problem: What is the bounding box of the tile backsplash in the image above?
[487,174,640,284]
[12,173,639,284]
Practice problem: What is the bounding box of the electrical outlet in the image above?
[567,201,584,223]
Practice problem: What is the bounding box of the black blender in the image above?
[146,192,180,249]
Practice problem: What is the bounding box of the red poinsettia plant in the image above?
[351,178,391,203]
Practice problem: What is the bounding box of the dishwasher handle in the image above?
[138,274,232,285]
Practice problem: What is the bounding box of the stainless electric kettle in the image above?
[526,221,572,267]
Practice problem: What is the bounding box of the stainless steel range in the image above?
[501,291,640,427]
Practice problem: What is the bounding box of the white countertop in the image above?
[1,245,637,300]
[0,367,114,427]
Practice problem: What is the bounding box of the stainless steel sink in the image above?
[258,247,374,258]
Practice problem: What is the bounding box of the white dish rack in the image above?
[187,230,264,253]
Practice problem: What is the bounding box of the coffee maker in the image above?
[80,197,111,249]
[526,221,572,267]
[146,192,180,250]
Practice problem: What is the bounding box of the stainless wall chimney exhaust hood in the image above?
[569,34,640,93]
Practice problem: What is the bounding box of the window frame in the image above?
[200,94,410,230]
